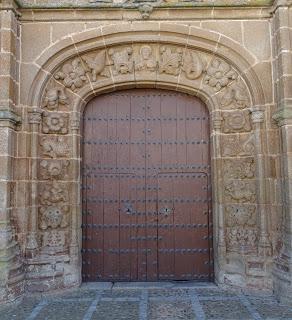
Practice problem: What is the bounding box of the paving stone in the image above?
[148,288,189,298]
[246,295,292,319]
[55,289,97,300]
[102,289,141,298]
[148,300,195,320]
[201,299,253,319]
[0,297,41,320]
[36,300,91,320]
[92,301,140,320]
[195,288,236,298]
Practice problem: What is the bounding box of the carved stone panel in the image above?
[39,160,70,180]
[223,158,255,179]
[159,46,183,76]
[221,133,255,157]
[40,136,70,158]
[135,45,157,72]
[222,110,251,133]
[109,47,134,75]
[220,79,250,110]
[42,112,69,134]
[224,180,256,203]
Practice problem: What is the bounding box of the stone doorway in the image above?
[81,89,213,282]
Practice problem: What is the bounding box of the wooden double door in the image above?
[82,89,213,282]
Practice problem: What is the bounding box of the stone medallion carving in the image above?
[42,112,69,134]
[39,160,70,180]
[205,58,237,91]
[40,136,70,158]
[109,47,134,75]
[222,110,251,133]
[159,46,183,76]
[224,180,256,203]
[135,45,157,72]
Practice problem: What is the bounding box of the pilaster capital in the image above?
[0,0,20,16]
[70,113,80,131]
[251,107,265,124]
[28,108,43,125]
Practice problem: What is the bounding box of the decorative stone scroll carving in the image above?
[205,58,237,91]
[109,47,134,75]
[42,112,69,134]
[82,50,108,81]
[39,160,70,180]
[222,110,251,133]
[54,58,88,90]
[221,134,255,157]
[224,180,256,203]
[159,46,183,76]
[182,51,204,80]
[40,136,70,158]
[223,158,255,180]
[135,45,157,72]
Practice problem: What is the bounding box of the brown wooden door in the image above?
[82,89,213,282]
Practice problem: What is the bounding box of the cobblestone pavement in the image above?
[1,282,292,320]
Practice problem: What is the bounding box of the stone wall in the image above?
[0,0,291,305]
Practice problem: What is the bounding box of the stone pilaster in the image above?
[0,0,24,303]
[272,0,292,305]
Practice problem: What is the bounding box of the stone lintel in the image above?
[14,0,274,9]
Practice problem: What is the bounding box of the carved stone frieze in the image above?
[222,110,251,133]
[221,134,255,157]
[54,58,88,91]
[159,46,183,76]
[42,112,69,134]
[223,158,255,180]
[109,47,134,75]
[39,160,70,180]
[204,58,237,91]
[82,50,109,81]
[224,180,256,203]
[40,136,70,158]
[135,45,157,72]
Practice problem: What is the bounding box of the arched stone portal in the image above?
[23,26,274,295]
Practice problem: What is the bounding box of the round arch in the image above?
[24,24,270,292]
